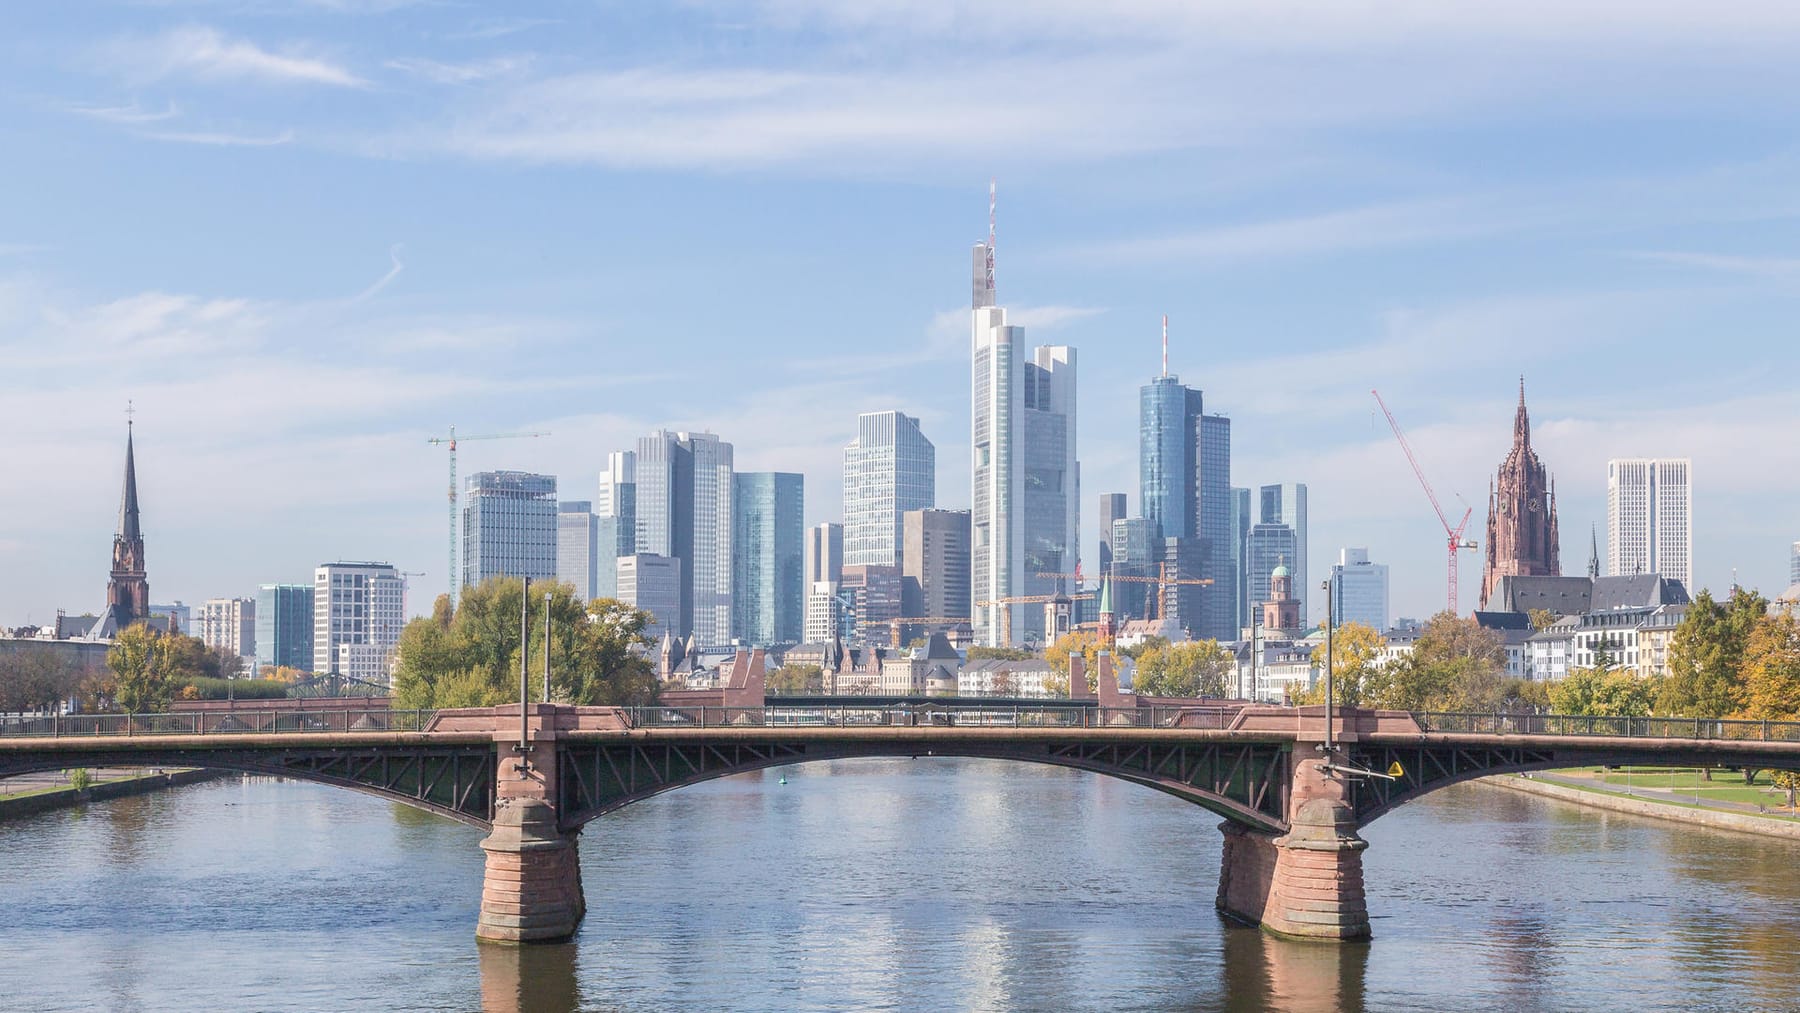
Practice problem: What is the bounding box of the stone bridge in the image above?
[6,649,1800,945]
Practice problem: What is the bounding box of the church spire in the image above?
[1513,376,1531,448]
[1588,525,1600,579]
[118,421,141,544]
[105,416,150,632]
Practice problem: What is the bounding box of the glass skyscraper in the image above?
[461,471,558,588]
[1258,483,1308,622]
[634,430,734,646]
[732,472,804,645]
[1137,370,1235,640]
[843,411,935,569]
[1331,548,1390,632]
[557,501,599,602]
[1140,377,1203,540]
[255,583,313,673]
[595,451,635,599]
[1247,523,1299,629]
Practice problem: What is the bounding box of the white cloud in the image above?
[107,26,366,88]
[67,100,181,124]
[1628,250,1800,280]
[138,127,297,147]
[385,55,534,85]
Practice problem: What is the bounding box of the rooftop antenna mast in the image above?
[986,178,997,299]
[1161,314,1169,377]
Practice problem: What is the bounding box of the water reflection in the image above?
[478,942,582,1013]
[1216,926,1368,1013]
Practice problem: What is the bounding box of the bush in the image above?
[180,677,291,701]
[67,768,92,792]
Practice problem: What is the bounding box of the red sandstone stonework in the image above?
[477,708,587,945]
[1216,757,1371,941]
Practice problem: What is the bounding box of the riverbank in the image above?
[1483,772,1800,840]
[0,768,228,819]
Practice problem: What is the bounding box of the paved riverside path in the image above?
[0,767,168,797]
[1526,770,1800,820]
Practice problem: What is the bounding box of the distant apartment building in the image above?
[634,430,734,646]
[1607,458,1692,588]
[462,471,558,589]
[902,508,971,622]
[148,602,191,636]
[617,554,681,642]
[255,584,313,673]
[732,472,804,645]
[843,410,935,569]
[198,597,256,661]
[557,501,599,601]
[1330,548,1390,632]
[595,451,636,599]
[313,562,406,685]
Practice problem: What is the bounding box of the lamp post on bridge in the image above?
[1321,577,1335,755]
[544,592,552,703]
[518,576,530,775]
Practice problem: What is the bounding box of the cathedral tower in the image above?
[1480,380,1559,608]
[105,421,150,631]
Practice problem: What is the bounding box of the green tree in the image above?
[1133,639,1235,698]
[1118,635,1170,661]
[967,646,1033,662]
[1657,587,1768,717]
[392,578,659,710]
[768,664,824,695]
[107,624,173,713]
[0,646,89,712]
[1361,612,1507,711]
[1045,631,1103,690]
[1528,608,1559,632]
[1292,622,1386,707]
[1736,613,1800,721]
[1548,667,1655,717]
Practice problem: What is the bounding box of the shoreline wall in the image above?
[0,768,228,820]
[1482,774,1800,841]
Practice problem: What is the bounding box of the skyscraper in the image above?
[634,430,734,646]
[1791,541,1800,586]
[462,471,558,588]
[803,522,844,643]
[1259,483,1308,621]
[1097,493,1127,574]
[971,220,1078,646]
[617,554,680,642]
[1140,373,1203,541]
[732,472,804,645]
[903,508,971,621]
[557,501,599,601]
[1481,381,1560,608]
[843,411,935,569]
[1137,336,1235,639]
[255,584,314,673]
[313,561,405,684]
[1247,523,1299,623]
[1230,487,1252,633]
[1607,458,1692,588]
[1330,548,1390,632]
[1196,415,1236,639]
[595,451,636,599]
[199,598,256,660]
[1110,517,1159,621]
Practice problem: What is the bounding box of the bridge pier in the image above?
[1216,757,1370,941]
[477,712,586,944]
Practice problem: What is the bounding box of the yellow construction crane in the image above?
[426,426,549,605]
[885,616,973,646]
[1036,563,1212,623]
[974,593,1094,648]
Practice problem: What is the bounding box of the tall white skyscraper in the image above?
[1330,548,1390,633]
[1607,458,1691,588]
[595,451,635,599]
[970,227,1079,647]
[635,430,734,646]
[312,561,406,685]
[844,410,935,569]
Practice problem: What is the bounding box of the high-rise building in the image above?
[313,561,406,685]
[595,451,636,599]
[903,508,971,621]
[1097,493,1128,574]
[1247,523,1299,622]
[1110,517,1159,621]
[1196,415,1235,639]
[1330,548,1390,632]
[971,229,1078,646]
[1607,458,1692,588]
[843,411,935,569]
[556,501,599,601]
[617,554,680,642]
[462,471,558,589]
[1230,487,1252,633]
[1259,483,1308,622]
[732,472,804,645]
[634,430,734,646]
[841,564,903,645]
[255,584,314,673]
[199,598,256,660]
[1481,381,1560,608]
[1792,541,1800,587]
[1141,374,1204,541]
[803,522,844,644]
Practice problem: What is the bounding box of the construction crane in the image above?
[1036,563,1212,623]
[426,426,549,605]
[974,593,1093,649]
[1372,390,1477,616]
[884,616,973,647]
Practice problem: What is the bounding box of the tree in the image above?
[0,646,89,712]
[768,664,824,695]
[1292,622,1386,707]
[1736,613,1800,721]
[1357,612,1507,712]
[1119,635,1170,661]
[1548,667,1655,717]
[967,646,1032,662]
[1133,640,1235,698]
[392,578,659,710]
[1771,770,1800,811]
[107,624,172,713]
[1528,608,1560,632]
[1658,587,1768,717]
[1044,631,1103,690]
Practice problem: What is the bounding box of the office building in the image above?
[595,451,636,599]
[1230,487,1252,632]
[903,508,971,621]
[198,597,255,660]
[617,554,680,642]
[841,564,903,645]
[732,472,804,645]
[1330,548,1390,632]
[634,430,734,646]
[1247,523,1299,622]
[1792,541,1800,587]
[1607,458,1692,589]
[971,233,1078,646]
[843,411,935,569]
[1195,415,1235,638]
[803,522,844,645]
[557,501,599,602]
[1109,517,1158,621]
[1259,483,1308,621]
[1097,493,1127,574]
[313,561,405,685]
[462,471,558,589]
[255,584,314,673]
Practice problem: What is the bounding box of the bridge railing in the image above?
[1414,712,1800,742]
[0,709,438,738]
[620,704,1237,730]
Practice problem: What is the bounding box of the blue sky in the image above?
[3,1,1798,626]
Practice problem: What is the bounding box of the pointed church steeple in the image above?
[1588,525,1600,580]
[118,423,141,544]
[1513,376,1531,448]
[105,418,150,632]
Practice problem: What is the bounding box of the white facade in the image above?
[556,501,598,602]
[617,553,681,642]
[1607,458,1691,588]
[312,562,405,685]
[1330,548,1389,632]
[198,597,255,659]
[970,252,1078,647]
[843,411,935,568]
[804,581,842,644]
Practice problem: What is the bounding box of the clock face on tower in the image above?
[1528,497,1540,512]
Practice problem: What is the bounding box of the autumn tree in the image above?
[1548,667,1655,717]
[1657,588,1769,717]
[107,624,171,713]
[1133,639,1236,698]
[768,664,824,695]
[1358,611,1508,711]
[1736,613,1800,721]
[0,646,90,712]
[1292,622,1386,707]
[1045,631,1103,691]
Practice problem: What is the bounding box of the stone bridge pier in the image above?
[1216,752,1370,941]
[476,705,585,945]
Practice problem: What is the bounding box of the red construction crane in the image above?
[1371,390,1477,616]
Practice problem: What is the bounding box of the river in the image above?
[2,759,1797,1012]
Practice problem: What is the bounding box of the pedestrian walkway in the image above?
[1529,770,1799,820]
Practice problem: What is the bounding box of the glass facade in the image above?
[843,411,935,568]
[1246,523,1299,625]
[1258,484,1308,622]
[1139,377,1201,541]
[732,472,805,645]
[1331,548,1390,632]
[557,501,599,602]
[462,471,558,588]
[255,583,314,673]
[1230,487,1252,633]
[634,431,733,646]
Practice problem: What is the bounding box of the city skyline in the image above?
[5,4,1800,624]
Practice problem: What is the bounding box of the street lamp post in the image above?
[1321,577,1335,754]
[543,592,552,703]
[518,576,530,773]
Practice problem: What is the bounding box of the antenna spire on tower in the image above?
[986,178,996,298]
[1161,315,1169,377]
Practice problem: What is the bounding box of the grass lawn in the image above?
[1545,767,1799,812]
